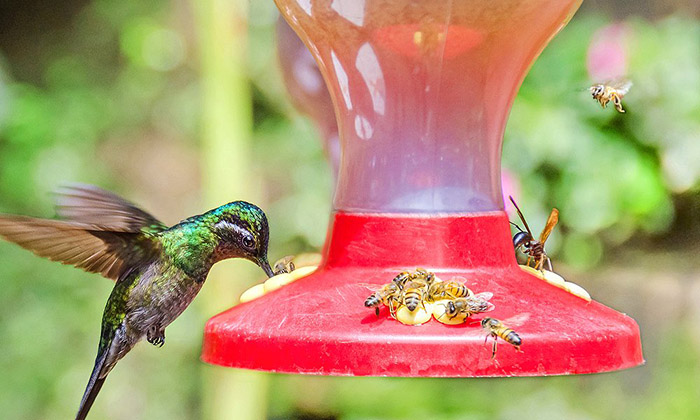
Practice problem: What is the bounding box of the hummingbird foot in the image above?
[147,326,165,347]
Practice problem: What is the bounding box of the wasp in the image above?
[589,79,632,113]
[509,196,558,272]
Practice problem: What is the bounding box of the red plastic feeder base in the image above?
[202,212,643,377]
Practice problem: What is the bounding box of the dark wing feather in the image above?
[0,215,160,281]
[54,184,166,233]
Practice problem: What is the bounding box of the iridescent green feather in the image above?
[99,271,140,352]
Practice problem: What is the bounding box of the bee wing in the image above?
[609,78,632,95]
[466,293,495,313]
[481,302,496,313]
[501,312,531,328]
[472,292,493,301]
[357,283,384,293]
[616,81,632,96]
[274,255,295,264]
[538,208,559,244]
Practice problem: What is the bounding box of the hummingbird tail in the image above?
[75,351,108,420]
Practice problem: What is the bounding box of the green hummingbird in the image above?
[0,184,275,420]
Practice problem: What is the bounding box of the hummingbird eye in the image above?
[242,235,255,250]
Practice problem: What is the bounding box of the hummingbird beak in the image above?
[259,258,274,278]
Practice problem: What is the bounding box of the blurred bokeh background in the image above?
[0,0,699,419]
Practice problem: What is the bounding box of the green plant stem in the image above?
[192,0,269,419]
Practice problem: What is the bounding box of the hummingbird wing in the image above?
[0,215,161,281]
[54,184,167,234]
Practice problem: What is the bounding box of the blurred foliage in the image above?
[0,0,199,215]
[503,16,700,269]
[0,1,205,419]
[0,0,699,419]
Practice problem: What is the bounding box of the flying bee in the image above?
[442,292,494,320]
[509,196,558,272]
[428,277,472,301]
[401,280,429,312]
[589,79,632,113]
[273,255,296,274]
[364,282,402,317]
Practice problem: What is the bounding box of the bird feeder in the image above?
[276,17,341,177]
[202,0,643,376]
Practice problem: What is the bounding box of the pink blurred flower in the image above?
[587,23,629,82]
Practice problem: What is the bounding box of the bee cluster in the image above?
[364,268,522,358]
[364,268,494,326]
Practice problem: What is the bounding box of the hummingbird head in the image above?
[207,201,274,277]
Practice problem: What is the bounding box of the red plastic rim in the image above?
[201,212,643,377]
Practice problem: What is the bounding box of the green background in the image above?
[0,0,699,419]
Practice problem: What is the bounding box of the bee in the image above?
[401,280,429,312]
[364,282,402,317]
[392,268,435,288]
[392,271,413,288]
[509,196,558,272]
[481,316,525,359]
[589,79,632,113]
[442,292,494,320]
[412,267,436,285]
[428,277,472,300]
[273,255,296,274]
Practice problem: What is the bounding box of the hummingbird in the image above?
[0,184,275,420]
